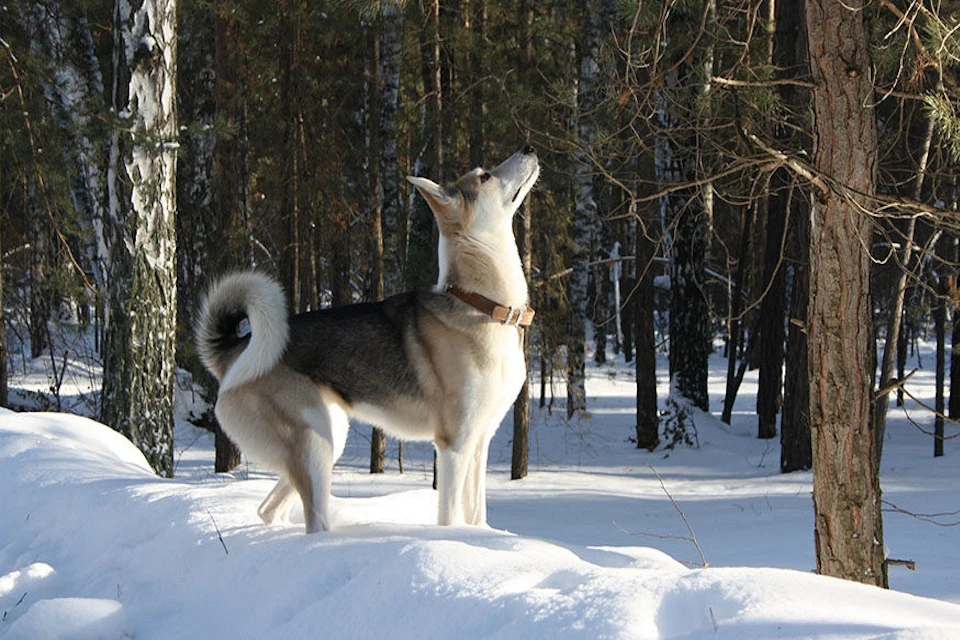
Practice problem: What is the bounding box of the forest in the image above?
[2,0,959,591]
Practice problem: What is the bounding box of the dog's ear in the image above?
[407,176,459,232]
[407,176,450,208]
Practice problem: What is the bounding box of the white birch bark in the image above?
[18,0,109,289]
[100,0,178,478]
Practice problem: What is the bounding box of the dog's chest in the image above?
[487,327,528,404]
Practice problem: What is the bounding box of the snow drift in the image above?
[2,410,960,639]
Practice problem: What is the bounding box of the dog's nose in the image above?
[521,144,536,155]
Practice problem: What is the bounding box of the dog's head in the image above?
[407,146,539,239]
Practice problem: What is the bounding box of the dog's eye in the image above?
[480,172,492,183]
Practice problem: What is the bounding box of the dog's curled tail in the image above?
[196,271,289,392]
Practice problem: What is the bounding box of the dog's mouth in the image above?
[511,167,539,204]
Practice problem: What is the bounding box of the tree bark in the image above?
[566,0,605,417]
[806,0,886,587]
[721,204,755,424]
[511,0,534,480]
[935,268,946,458]
[512,197,533,479]
[0,212,6,407]
[278,2,304,310]
[100,0,179,478]
[757,195,785,440]
[776,0,812,474]
[369,10,388,474]
[634,196,659,450]
[177,0,242,473]
[658,52,710,411]
[18,0,109,290]
[781,187,811,472]
[874,90,938,461]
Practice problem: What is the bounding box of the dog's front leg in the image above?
[462,434,493,526]
[258,478,296,524]
[436,445,470,526]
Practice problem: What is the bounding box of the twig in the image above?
[897,386,960,439]
[874,368,918,399]
[649,466,707,567]
[613,468,709,568]
[882,499,960,527]
[207,511,229,555]
[886,558,917,571]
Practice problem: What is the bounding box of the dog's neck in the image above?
[436,231,528,308]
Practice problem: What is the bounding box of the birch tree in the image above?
[658,6,710,412]
[17,0,108,290]
[100,0,179,478]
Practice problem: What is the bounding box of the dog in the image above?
[196,146,539,533]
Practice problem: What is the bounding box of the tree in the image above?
[774,0,812,473]
[659,15,710,412]
[176,0,242,472]
[511,0,536,480]
[100,0,179,478]
[806,0,886,587]
[566,0,605,418]
[17,0,109,291]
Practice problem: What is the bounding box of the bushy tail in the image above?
[195,271,289,392]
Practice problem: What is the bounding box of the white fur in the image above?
[202,149,538,534]
[198,272,290,393]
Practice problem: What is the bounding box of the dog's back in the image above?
[283,294,429,407]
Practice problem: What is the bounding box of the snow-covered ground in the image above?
[2,341,960,639]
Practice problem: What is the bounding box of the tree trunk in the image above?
[368,12,389,474]
[379,0,402,295]
[777,0,812,474]
[511,2,534,480]
[658,56,710,411]
[206,5,252,472]
[176,0,242,473]
[757,194,785,440]
[406,0,442,292]
[634,195,659,450]
[721,204,755,424]
[806,0,886,587]
[566,0,605,417]
[874,94,937,461]
[100,0,179,479]
[279,2,304,310]
[18,0,109,290]
[781,188,812,472]
[512,197,533,480]
[0,213,6,407]
[28,202,50,360]
[935,269,946,458]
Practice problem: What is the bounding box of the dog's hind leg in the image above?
[286,427,333,534]
[257,478,296,525]
[288,398,350,534]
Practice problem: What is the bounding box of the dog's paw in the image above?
[257,506,289,525]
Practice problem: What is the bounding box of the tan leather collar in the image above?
[446,285,535,327]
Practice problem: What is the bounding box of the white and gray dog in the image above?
[196,146,539,533]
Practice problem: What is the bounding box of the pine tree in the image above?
[806,0,886,587]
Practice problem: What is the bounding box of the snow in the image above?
[2,347,960,639]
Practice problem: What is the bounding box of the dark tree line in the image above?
[2,0,959,587]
